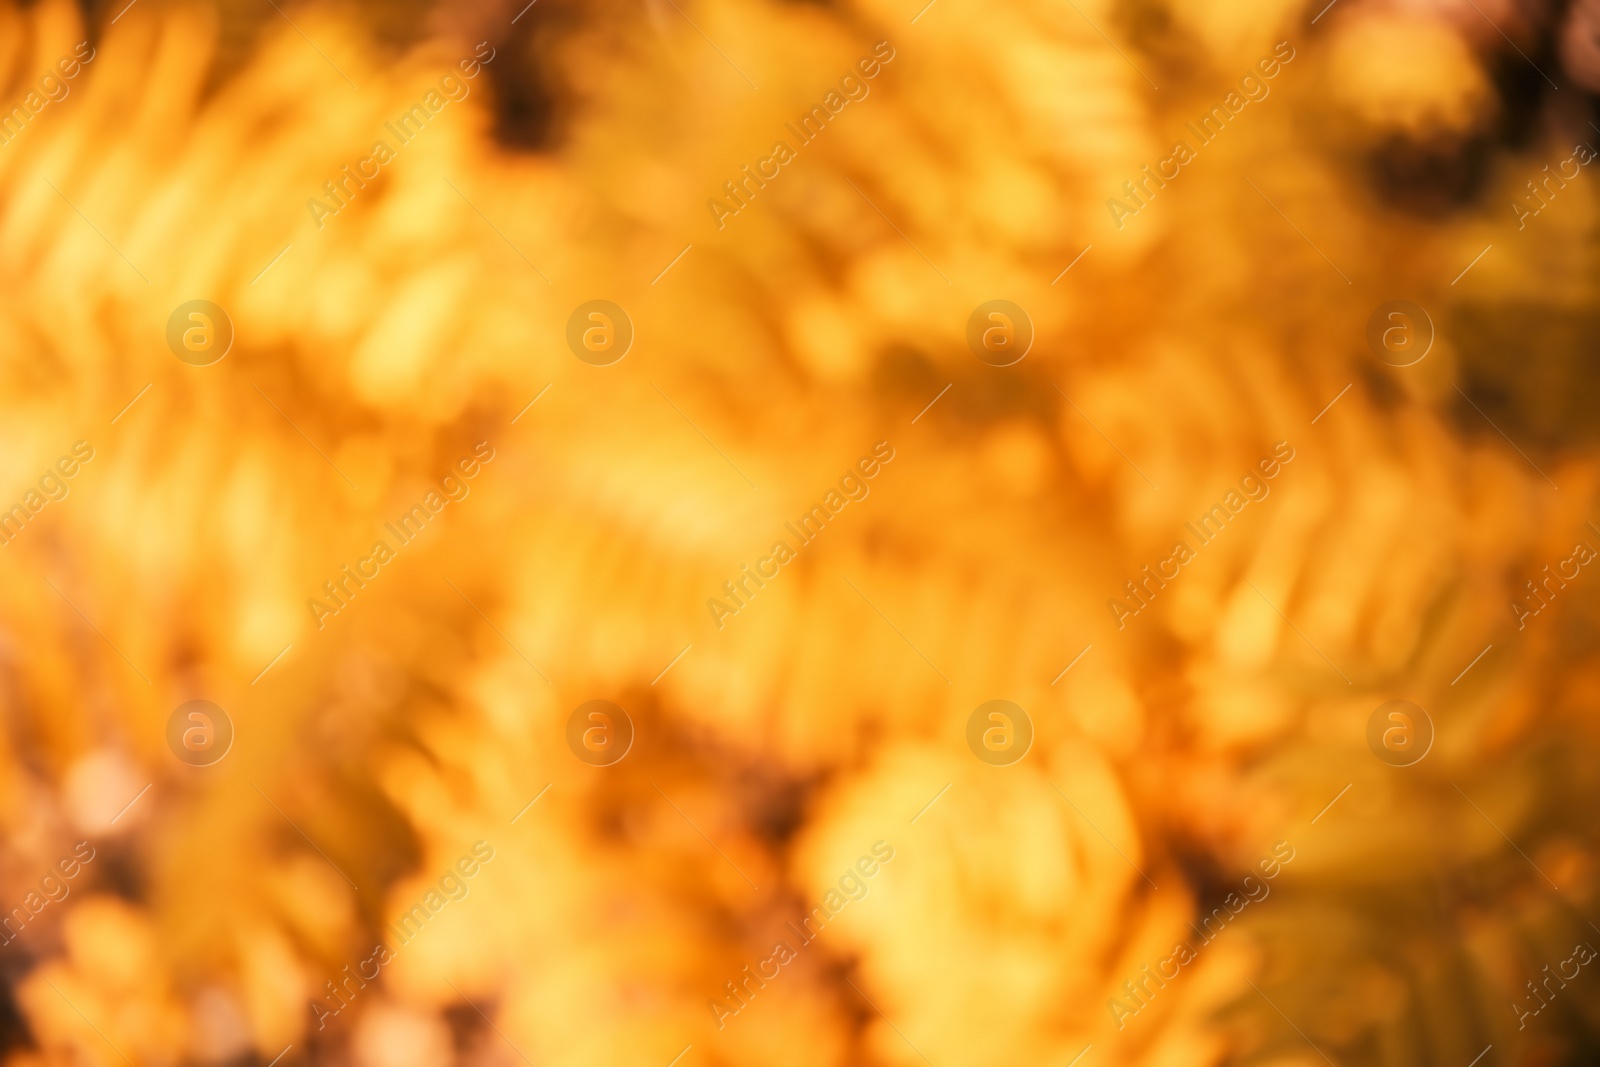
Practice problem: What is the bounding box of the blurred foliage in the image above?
[0,0,1598,1066]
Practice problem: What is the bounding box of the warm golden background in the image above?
[0,0,1597,1064]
